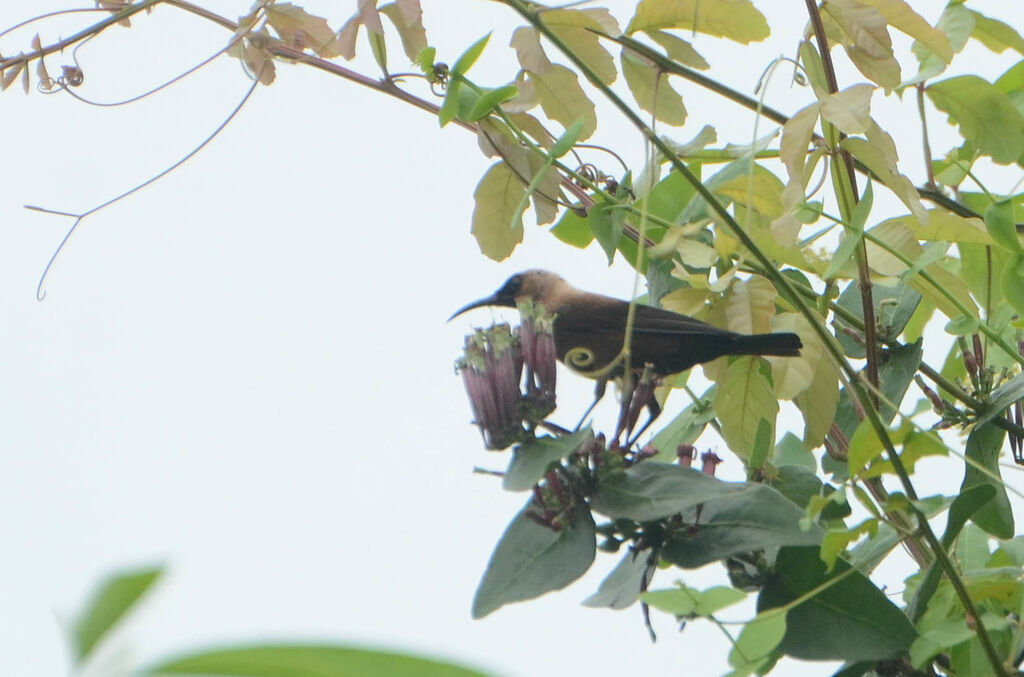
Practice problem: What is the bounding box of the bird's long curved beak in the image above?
[448,294,502,322]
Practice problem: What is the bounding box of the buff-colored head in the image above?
[448,270,570,320]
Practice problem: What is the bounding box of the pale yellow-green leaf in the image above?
[912,264,977,320]
[620,49,686,126]
[715,170,785,220]
[542,9,617,84]
[865,219,920,277]
[728,609,786,670]
[627,0,769,44]
[891,210,993,245]
[501,75,538,114]
[510,27,552,74]
[676,239,718,269]
[662,125,717,156]
[660,286,711,316]
[528,65,597,141]
[645,30,709,70]
[820,83,874,135]
[336,12,361,60]
[842,123,927,224]
[857,0,952,62]
[266,3,342,57]
[379,2,427,62]
[970,10,1024,55]
[779,103,820,209]
[823,0,900,89]
[725,277,776,335]
[927,75,1024,165]
[472,162,526,260]
[906,4,972,87]
[476,119,562,226]
[794,347,839,449]
[713,356,778,462]
[767,313,819,400]
[506,112,553,148]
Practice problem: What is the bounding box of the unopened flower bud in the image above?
[677,444,695,467]
[457,325,524,450]
[700,451,722,476]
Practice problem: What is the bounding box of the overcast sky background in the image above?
[1,1,1021,676]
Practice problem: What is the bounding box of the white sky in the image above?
[1,1,1021,676]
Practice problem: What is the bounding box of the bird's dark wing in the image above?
[555,295,736,337]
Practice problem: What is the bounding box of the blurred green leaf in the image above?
[72,565,163,663]
[503,429,592,492]
[146,645,488,677]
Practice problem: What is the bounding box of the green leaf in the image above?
[582,548,654,609]
[466,84,519,122]
[453,32,491,75]
[713,357,778,462]
[758,546,917,661]
[627,0,770,44]
[649,386,716,461]
[620,49,687,125]
[503,429,592,492]
[471,162,525,260]
[472,499,595,618]
[642,584,746,616]
[976,372,1024,427]
[960,422,1014,538]
[145,645,487,677]
[438,79,461,127]
[550,209,593,248]
[927,75,1024,164]
[589,201,622,265]
[1001,253,1024,318]
[905,484,996,623]
[550,116,584,158]
[824,180,873,280]
[728,609,786,672]
[984,199,1023,253]
[969,9,1024,56]
[73,566,163,663]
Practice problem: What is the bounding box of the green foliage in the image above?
[10,0,1024,675]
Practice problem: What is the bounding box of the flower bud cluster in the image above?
[456,303,558,450]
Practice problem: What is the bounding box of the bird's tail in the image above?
[730,332,802,357]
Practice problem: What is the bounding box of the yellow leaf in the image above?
[820,83,875,135]
[890,210,993,245]
[627,0,769,44]
[713,356,779,461]
[528,64,597,141]
[620,49,686,126]
[472,162,526,260]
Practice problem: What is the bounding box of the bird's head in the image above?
[448,269,566,320]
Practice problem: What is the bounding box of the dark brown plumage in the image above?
[449,269,802,378]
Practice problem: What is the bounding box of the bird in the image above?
[449,269,802,442]
[449,269,802,376]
